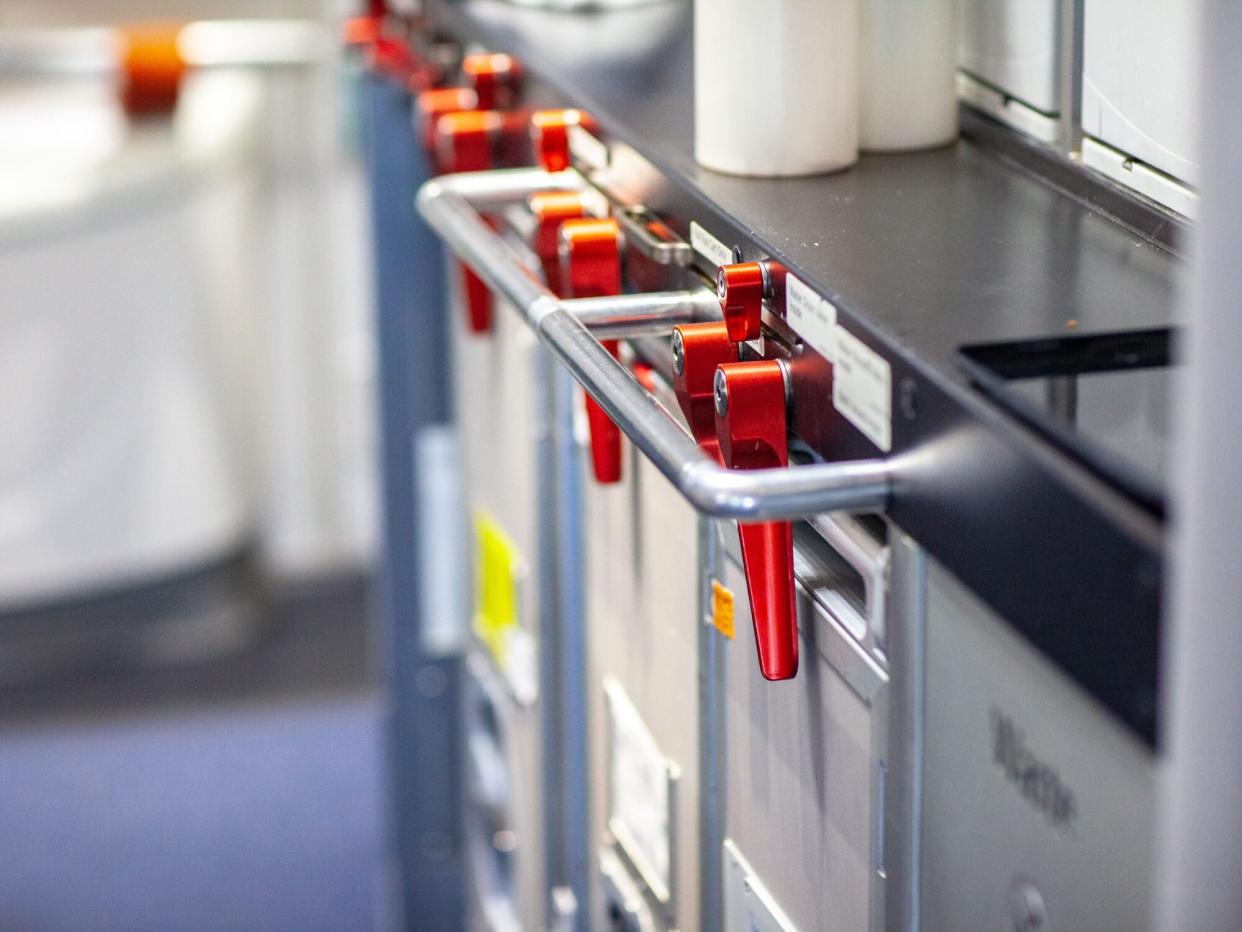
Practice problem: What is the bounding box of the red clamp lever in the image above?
[530,191,597,296]
[717,262,768,344]
[714,360,797,680]
[436,109,498,174]
[416,88,478,160]
[435,110,503,334]
[462,52,522,111]
[561,218,624,484]
[343,14,383,49]
[671,323,737,462]
[531,109,596,173]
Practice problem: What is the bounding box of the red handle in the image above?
[435,110,503,334]
[718,262,766,344]
[561,218,624,484]
[462,52,522,111]
[672,322,737,462]
[584,340,624,483]
[529,191,595,296]
[531,108,596,173]
[714,360,797,680]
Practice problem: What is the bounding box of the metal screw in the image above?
[716,266,728,300]
[672,329,685,376]
[714,368,729,417]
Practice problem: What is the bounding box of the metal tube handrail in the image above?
[563,291,718,338]
[417,167,892,521]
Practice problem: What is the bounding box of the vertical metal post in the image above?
[535,345,565,925]
[537,344,592,929]
[697,517,727,932]
[884,532,926,932]
[361,72,465,932]
[1057,0,1085,156]
[551,367,592,931]
[1156,3,1242,927]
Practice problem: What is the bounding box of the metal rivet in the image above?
[672,329,686,376]
[714,369,729,417]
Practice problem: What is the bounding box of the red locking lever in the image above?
[717,262,768,343]
[436,110,503,334]
[531,109,596,173]
[714,360,798,680]
[461,52,522,111]
[671,323,737,462]
[436,109,498,173]
[561,218,624,484]
[529,191,597,296]
[415,53,523,335]
[417,87,478,160]
[343,12,383,49]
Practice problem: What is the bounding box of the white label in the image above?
[568,124,608,171]
[785,274,837,363]
[605,677,677,899]
[834,327,892,452]
[689,221,733,270]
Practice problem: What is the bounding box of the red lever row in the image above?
[674,263,799,681]
[362,26,804,684]
[415,52,525,334]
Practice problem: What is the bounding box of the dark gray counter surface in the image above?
[436,1,1177,354]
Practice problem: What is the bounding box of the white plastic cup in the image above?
[859,0,960,151]
[694,0,860,176]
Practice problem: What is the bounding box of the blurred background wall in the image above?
[0,0,379,655]
[0,4,387,929]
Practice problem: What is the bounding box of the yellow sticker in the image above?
[474,512,522,665]
[711,580,735,640]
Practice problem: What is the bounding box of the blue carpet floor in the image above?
[0,694,385,932]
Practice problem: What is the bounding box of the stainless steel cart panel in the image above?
[921,558,1156,931]
[454,276,550,931]
[586,432,702,931]
[718,517,891,932]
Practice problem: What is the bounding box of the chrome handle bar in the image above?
[417,167,890,521]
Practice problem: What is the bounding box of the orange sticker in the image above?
[712,580,735,640]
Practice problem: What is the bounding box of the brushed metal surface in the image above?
[586,439,703,931]
[455,281,549,930]
[719,536,889,931]
[921,557,1155,930]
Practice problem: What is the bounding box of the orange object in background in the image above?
[343,15,383,48]
[119,23,188,117]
